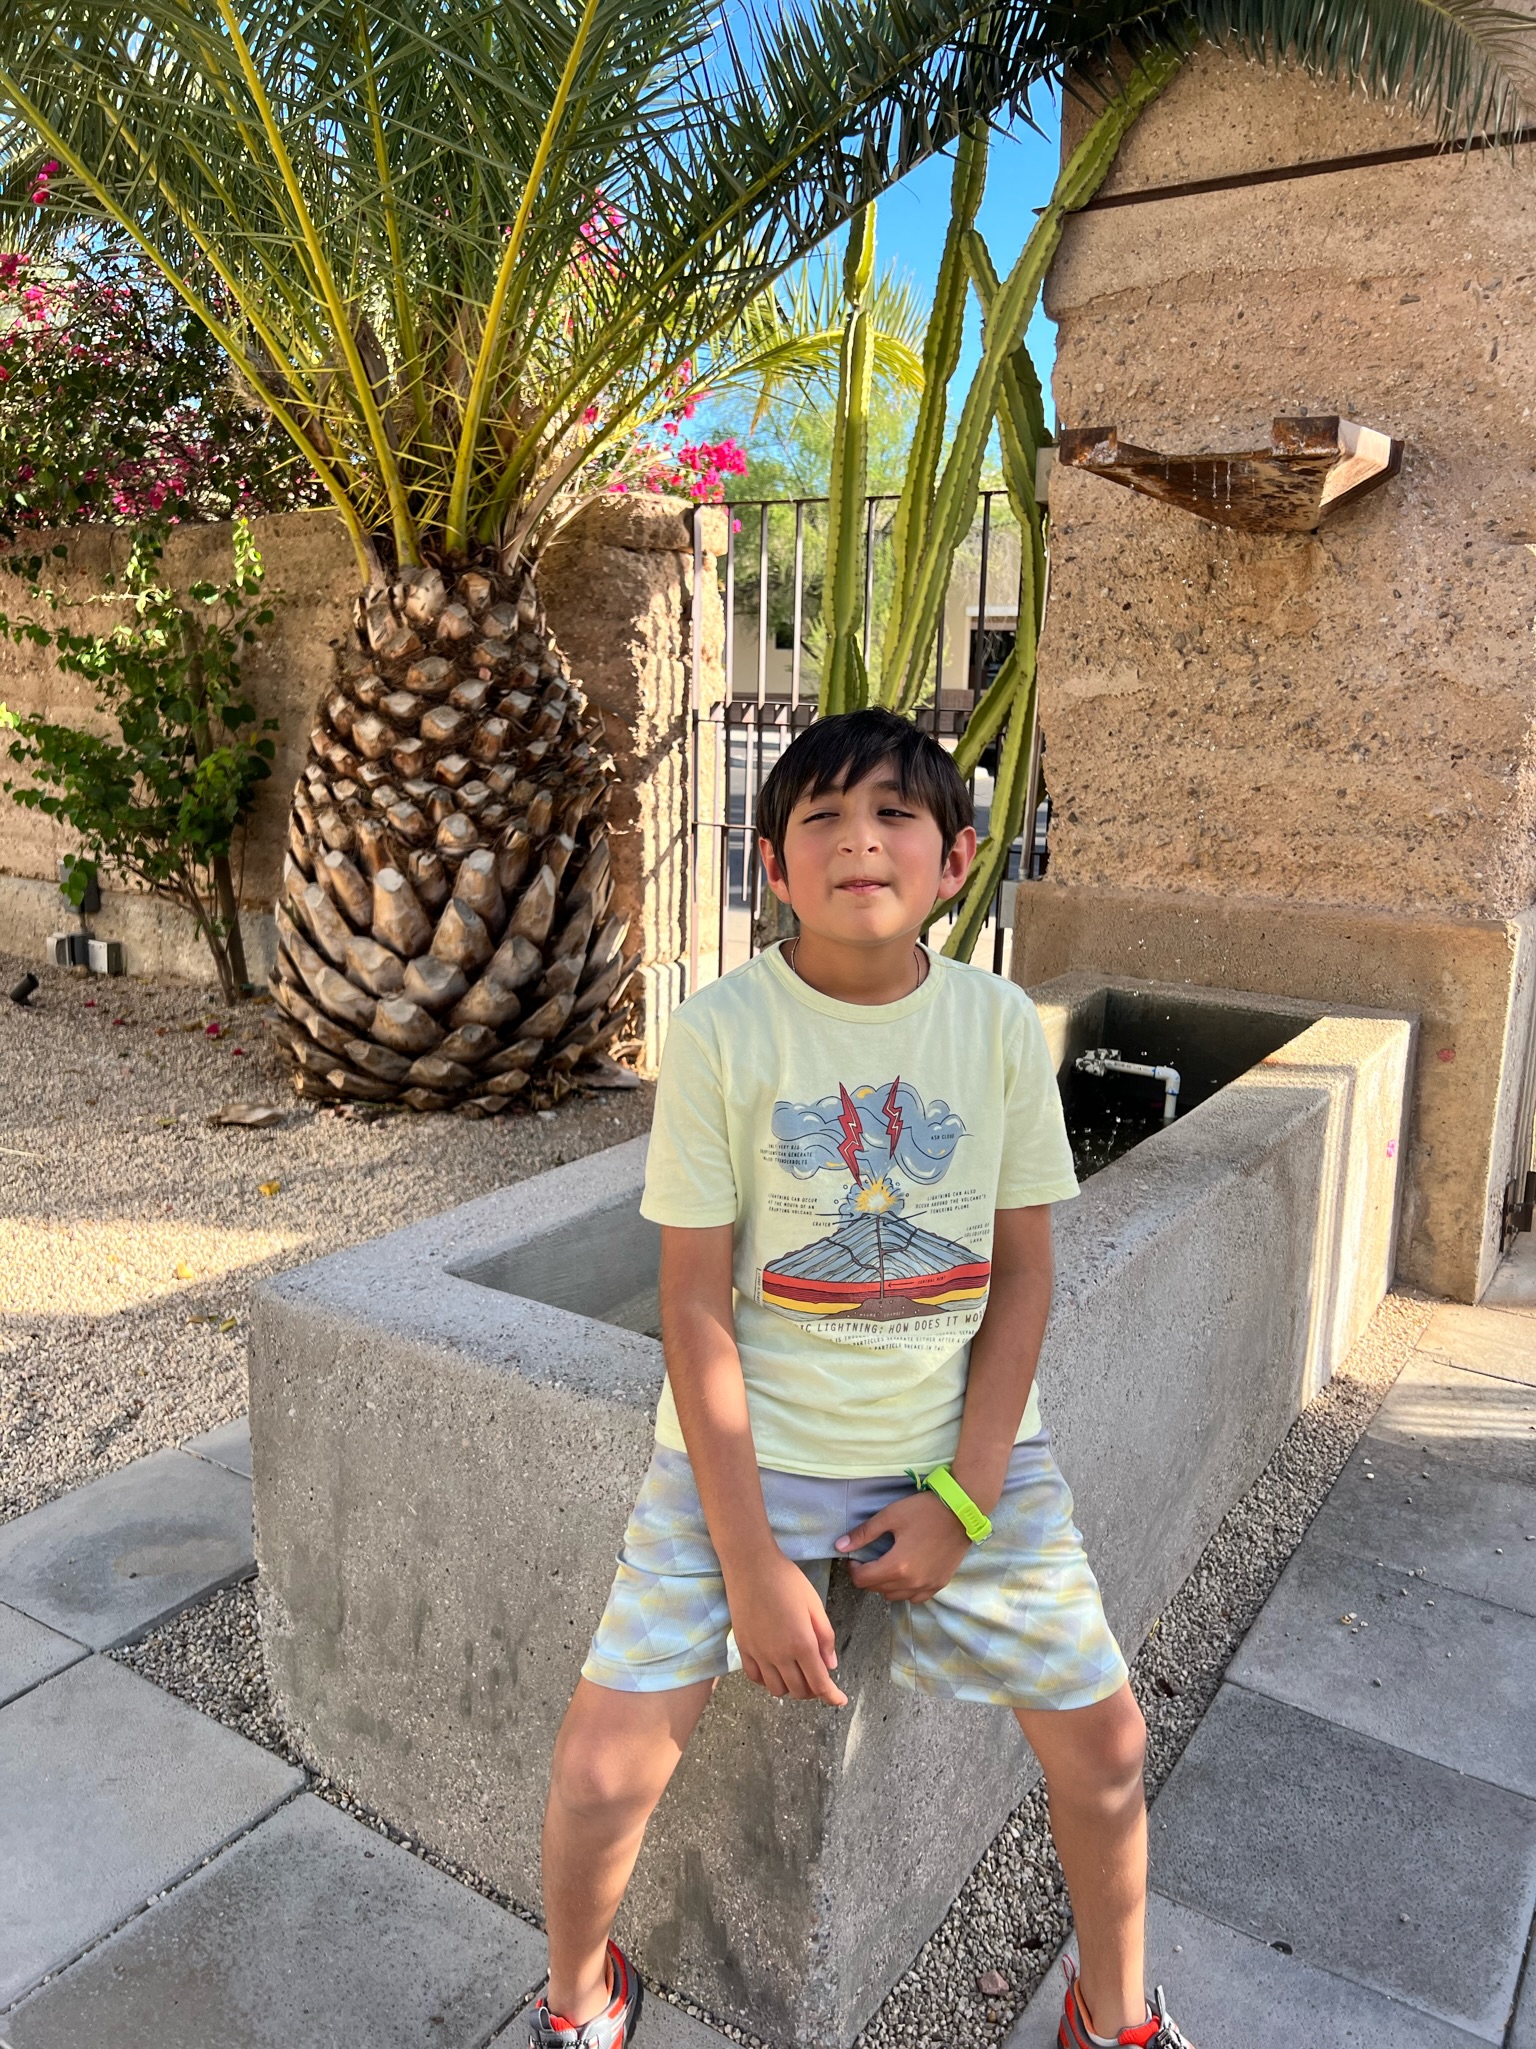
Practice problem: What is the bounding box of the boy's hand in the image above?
[835,1492,971,1602]
[723,1550,848,1707]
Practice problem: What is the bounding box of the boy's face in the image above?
[759,762,976,948]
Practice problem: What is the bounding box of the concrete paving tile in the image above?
[0,1656,303,2009]
[1226,1541,1536,1795]
[1480,1234,1536,1314]
[1318,1437,1536,1611]
[181,1417,251,1479]
[1004,1893,1491,2049]
[1146,1684,1536,2040]
[1369,1350,1536,1488]
[0,1603,85,1708]
[1,1794,544,2049]
[1419,1304,1536,1388]
[495,1989,731,2049]
[0,1450,253,1651]
[1512,1954,1536,2049]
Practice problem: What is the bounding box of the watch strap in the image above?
[905,1463,993,1543]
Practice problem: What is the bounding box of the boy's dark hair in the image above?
[755,708,973,867]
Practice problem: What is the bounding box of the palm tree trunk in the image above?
[269,561,637,1115]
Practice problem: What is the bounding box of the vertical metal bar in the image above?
[862,494,877,665]
[1019,712,1044,889]
[751,503,772,960]
[716,709,729,981]
[749,701,767,961]
[723,513,737,705]
[687,508,704,998]
[790,501,805,710]
[970,491,992,700]
[756,501,770,708]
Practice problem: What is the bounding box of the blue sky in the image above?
[867,109,1063,418]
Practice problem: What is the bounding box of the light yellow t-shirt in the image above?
[639,942,1079,1476]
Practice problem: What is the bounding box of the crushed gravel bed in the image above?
[110,1286,1433,2049]
[0,947,652,1524]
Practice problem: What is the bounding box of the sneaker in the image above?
[1059,1955,1195,2048]
[530,1940,644,2049]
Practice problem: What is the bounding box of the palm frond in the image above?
[714,249,927,429]
[1073,0,1529,134]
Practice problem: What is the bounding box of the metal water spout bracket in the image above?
[1074,1046,1182,1123]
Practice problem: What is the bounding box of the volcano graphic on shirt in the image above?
[761,1078,987,1322]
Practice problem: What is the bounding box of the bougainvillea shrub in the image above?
[0,232,319,537]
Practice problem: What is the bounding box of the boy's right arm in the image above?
[659,1224,847,1707]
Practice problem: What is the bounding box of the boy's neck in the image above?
[782,928,929,1007]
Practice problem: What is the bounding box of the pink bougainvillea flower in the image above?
[582,405,599,425]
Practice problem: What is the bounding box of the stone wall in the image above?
[540,498,725,1065]
[1022,48,1536,1298]
[0,510,349,982]
[0,498,721,1070]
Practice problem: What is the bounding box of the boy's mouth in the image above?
[836,877,888,895]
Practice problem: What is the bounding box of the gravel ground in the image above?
[0,947,653,1524]
[110,1285,1434,2049]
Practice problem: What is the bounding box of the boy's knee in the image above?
[1098,1689,1147,1788]
[551,1730,646,1824]
[1039,1687,1146,1803]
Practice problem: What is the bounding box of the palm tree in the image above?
[0,0,1524,1109]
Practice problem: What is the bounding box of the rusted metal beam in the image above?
[1056,417,1403,533]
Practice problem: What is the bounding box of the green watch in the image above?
[905,1463,993,1544]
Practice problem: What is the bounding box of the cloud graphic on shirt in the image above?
[771,1080,965,1185]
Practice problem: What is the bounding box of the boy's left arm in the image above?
[836,1204,1055,1602]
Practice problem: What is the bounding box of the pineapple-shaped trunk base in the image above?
[270,562,638,1116]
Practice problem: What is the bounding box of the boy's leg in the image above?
[542,1674,716,2025]
[1014,1681,1149,2040]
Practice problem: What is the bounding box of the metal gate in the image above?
[685,492,1048,994]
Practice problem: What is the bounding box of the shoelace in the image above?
[1148,1987,1192,2048]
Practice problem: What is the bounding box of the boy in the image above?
[533,709,1194,2049]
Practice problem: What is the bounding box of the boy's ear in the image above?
[759,836,793,905]
[933,825,979,907]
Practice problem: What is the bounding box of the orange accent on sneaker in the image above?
[1116,2021,1161,2047]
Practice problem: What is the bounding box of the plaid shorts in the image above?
[583,1430,1128,1709]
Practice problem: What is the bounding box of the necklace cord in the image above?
[785,935,926,999]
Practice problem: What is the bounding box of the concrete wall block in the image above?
[1229,1011,1415,1394]
[1042,1082,1329,1645]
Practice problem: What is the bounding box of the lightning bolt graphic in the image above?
[882,1076,903,1160]
[837,1084,865,1186]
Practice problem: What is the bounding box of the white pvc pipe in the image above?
[1073,1047,1182,1123]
